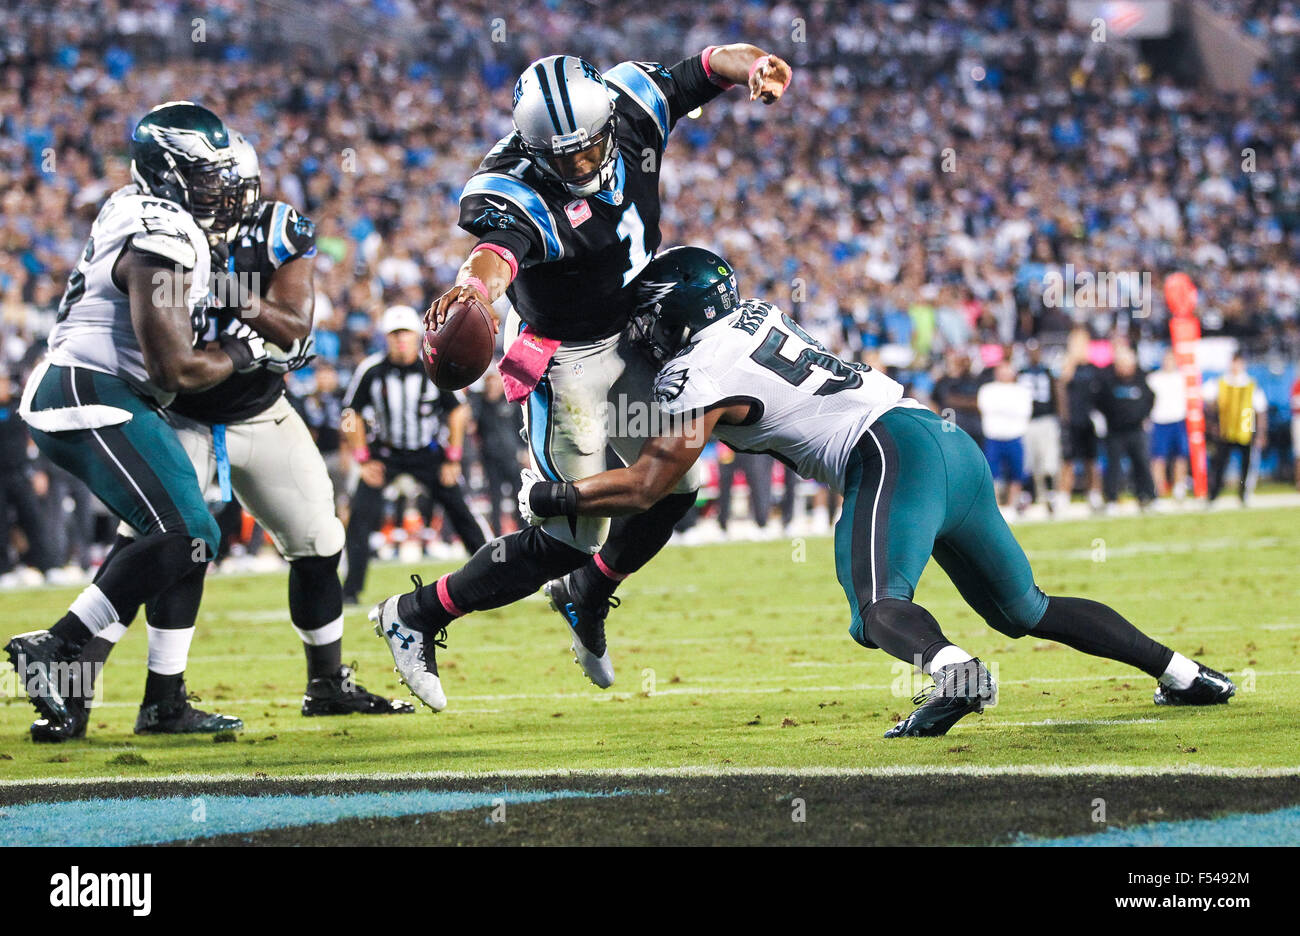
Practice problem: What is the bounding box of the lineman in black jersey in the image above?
[372,46,792,710]
[59,132,412,734]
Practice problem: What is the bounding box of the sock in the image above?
[288,553,346,679]
[580,490,697,603]
[145,624,194,677]
[926,644,975,676]
[863,597,953,670]
[570,553,627,606]
[398,526,588,633]
[305,639,344,681]
[143,669,184,705]
[95,532,200,621]
[1158,651,1200,690]
[1031,596,1175,679]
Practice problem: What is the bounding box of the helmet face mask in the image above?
[529,121,617,195]
[228,130,262,223]
[632,247,741,364]
[129,101,242,237]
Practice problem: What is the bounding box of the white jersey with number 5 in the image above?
[46,184,211,404]
[652,298,925,492]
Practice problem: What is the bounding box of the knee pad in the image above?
[289,551,343,632]
[281,512,345,561]
[540,514,609,555]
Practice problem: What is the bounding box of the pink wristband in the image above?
[471,242,518,279]
[748,54,790,92]
[701,46,736,89]
[461,276,491,304]
[445,445,463,462]
[354,444,371,464]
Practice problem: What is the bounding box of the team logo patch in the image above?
[564,199,592,228]
[654,368,689,404]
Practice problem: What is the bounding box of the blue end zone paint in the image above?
[1,789,630,847]
[1017,805,1300,846]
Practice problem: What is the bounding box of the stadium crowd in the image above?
[2,0,1299,583]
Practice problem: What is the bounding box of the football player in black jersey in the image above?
[36,133,410,740]
[373,47,791,710]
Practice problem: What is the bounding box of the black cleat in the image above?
[134,683,243,735]
[545,575,616,688]
[1153,663,1235,706]
[5,630,78,724]
[885,658,997,738]
[302,663,415,716]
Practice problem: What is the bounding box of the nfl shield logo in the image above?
[564,199,592,228]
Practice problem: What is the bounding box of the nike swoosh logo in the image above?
[484,198,508,210]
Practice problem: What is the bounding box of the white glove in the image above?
[262,336,316,375]
[518,468,545,526]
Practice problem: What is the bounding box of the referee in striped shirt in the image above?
[340,306,487,603]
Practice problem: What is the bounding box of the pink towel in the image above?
[500,327,562,403]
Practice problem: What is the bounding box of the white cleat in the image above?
[369,595,447,712]
[570,633,615,690]
[545,577,615,689]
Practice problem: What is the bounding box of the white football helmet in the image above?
[512,55,618,198]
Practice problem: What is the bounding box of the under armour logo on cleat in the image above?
[386,622,415,650]
[563,603,579,627]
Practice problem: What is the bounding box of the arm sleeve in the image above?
[458,177,556,267]
[604,55,727,150]
[654,360,728,418]
[263,202,317,270]
[128,201,203,270]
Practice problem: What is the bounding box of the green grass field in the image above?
[2,505,1296,782]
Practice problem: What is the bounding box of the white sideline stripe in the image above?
[2,764,1299,788]
[985,717,1161,727]
[69,669,1296,708]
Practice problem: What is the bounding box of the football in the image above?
[421,296,495,390]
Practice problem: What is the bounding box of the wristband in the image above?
[461,276,491,304]
[445,445,463,462]
[701,46,736,89]
[748,54,790,92]
[529,480,579,519]
[217,333,255,371]
[354,444,371,464]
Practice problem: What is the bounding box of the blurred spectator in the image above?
[471,371,525,537]
[977,362,1033,509]
[0,372,53,580]
[1147,351,1191,501]
[1205,352,1269,505]
[1096,346,1156,509]
[716,447,775,536]
[1018,339,1064,512]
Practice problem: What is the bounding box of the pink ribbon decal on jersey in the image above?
[500,326,562,404]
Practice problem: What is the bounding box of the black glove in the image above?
[217,319,267,372]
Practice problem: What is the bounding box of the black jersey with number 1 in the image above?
[458,54,729,343]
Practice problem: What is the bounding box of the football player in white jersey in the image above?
[4,102,306,741]
[515,247,1236,736]
[29,131,410,741]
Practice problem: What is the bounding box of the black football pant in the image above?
[717,452,774,530]
[1208,441,1254,502]
[343,451,487,598]
[481,451,523,537]
[1103,428,1155,505]
[0,468,53,574]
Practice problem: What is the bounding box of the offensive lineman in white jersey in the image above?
[5,102,305,741]
[515,247,1236,737]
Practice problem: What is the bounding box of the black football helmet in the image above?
[129,101,242,237]
[632,246,740,361]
